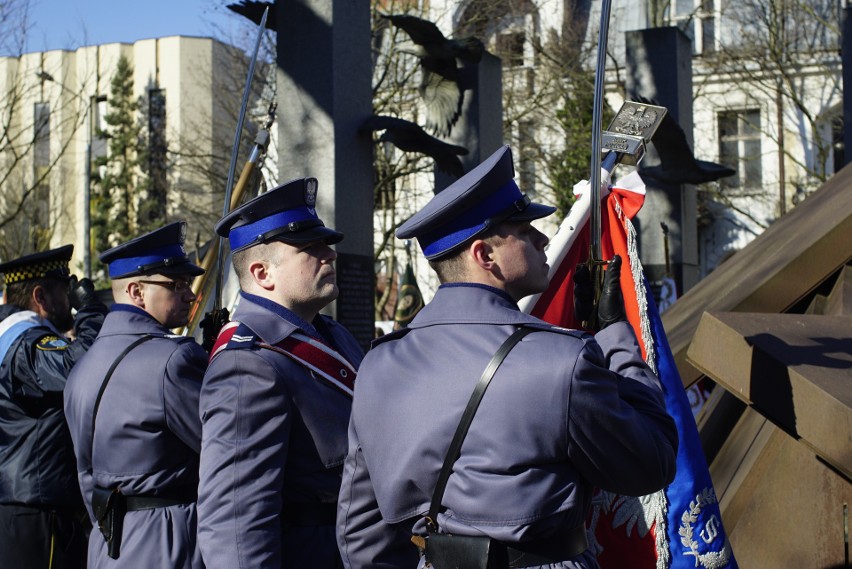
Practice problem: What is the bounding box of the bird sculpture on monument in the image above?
[634,96,736,185]
[360,115,469,179]
[227,0,277,29]
[381,13,485,138]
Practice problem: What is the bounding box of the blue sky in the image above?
[15,0,243,55]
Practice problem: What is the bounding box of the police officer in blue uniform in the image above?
[198,178,364,569]
[0,244,107,569]
[336,145,679,569]
[64,221,207,569]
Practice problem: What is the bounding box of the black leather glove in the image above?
[200,308,230,354]
[572,263,595,326]
[597,254,626,330]
[68,276,100,310]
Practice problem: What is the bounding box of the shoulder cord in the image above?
[89,335,154,453]
[426,326,537,531]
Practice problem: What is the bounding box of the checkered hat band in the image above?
[2,260,70,285]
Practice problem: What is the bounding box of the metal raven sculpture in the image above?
[360,115,469,178]
[636,96,736,185]
[227,1,276,30]
[381,13,484,138]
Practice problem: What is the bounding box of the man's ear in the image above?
[470,239,495,271]
[125,281,145,308]
[31,284,48,312]
[248,259,274,291]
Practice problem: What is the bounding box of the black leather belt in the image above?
[281,502,337,527]
[502,524,589,568]
[124,495,194,511]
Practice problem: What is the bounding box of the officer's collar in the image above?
[438,282,518,306]
[239,291,323,340]
[110,303,163,325]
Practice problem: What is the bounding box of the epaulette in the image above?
[370,327,411,349]
[164,333,200,346]
[208,322,257,362]
[519,322,588,340]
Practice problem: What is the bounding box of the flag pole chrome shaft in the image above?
[589,0,612,265]
[214,6,269,311]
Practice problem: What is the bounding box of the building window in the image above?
[700,0,716,54]
[137,88,168,228]
[670,0,716,55]
[33,102,50,169]
[832,114,844,173]
[32,102,51,249]
[91,95,108,162]
[518,120,535,197]
[718,109,762,189]
[496,31,525,67]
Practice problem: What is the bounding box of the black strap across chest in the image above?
[427,326,537,529]
[90,335,154,452]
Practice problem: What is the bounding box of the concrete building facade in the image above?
[0,35,245,278]
[404,0,843,291]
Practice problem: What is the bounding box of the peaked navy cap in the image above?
[215,177,343,252]
[100,221,204,279]
[0,244,74,285]
[396,145,556,259]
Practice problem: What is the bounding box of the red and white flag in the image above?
[520,172,737,569]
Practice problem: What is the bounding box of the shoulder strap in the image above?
[90,335,154,453]
[427,325,537,530]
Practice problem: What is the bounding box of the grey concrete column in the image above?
[625,26,699,295]
[276,0,375,348]
[843,7,852,169]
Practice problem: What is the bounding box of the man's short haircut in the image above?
[232,241,284,288]
[4,277,55,310]
[428,225,507,283]
[428,248,467,283]
[110,276,131,296]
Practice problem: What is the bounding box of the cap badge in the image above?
[305,179,318,215]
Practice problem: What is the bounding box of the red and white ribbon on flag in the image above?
[520,172,736,569]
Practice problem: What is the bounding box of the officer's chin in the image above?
[166,314,190,330]
[324,283,340,302]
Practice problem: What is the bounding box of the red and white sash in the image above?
[210,322,356,398]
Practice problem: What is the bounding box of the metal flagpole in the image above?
[191,7,269,348]
[582,0,614,330]
[214,6,270,312]
[589,0,613,268]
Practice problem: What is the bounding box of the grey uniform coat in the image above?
[198,293,364,569]
[64,305,207,569]
[337,284,678,569]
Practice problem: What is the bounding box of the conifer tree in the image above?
[90,55,149,282]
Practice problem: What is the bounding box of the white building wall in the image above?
[0,36,238,271]
[416,0,842,285]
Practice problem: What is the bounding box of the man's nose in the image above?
[323,245,338,262]
[534,227,549,249]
